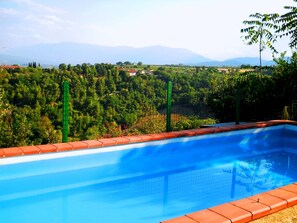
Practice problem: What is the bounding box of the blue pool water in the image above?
[1,125,297,223]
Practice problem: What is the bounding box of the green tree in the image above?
[272,52,297,110]
[116,61,124,67]
[124,61,132,66]
[241,13,279,72]
[59,63,67,70]
[277,0,297,48]
[0,88,9,118]
[38,116,61,143]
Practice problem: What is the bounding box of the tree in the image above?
[241,13,279,73]
[277,0,297,48]
[59,63,67,70]
[243,1,297,52]
[124,61,132,66]
[116,61,124,67]
[67,64,72,71]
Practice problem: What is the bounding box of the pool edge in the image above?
[161,183,297,223]
[1,120,296,158]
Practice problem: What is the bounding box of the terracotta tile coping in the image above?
[0,120,297,223]
[0,120,295,158]
[162,184,297,223]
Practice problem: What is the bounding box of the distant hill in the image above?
[197,57,275,67]
[0,42,276,66]
[0,43,212,66]
[0,54,31,66]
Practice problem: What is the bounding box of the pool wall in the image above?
[1,120,297,223]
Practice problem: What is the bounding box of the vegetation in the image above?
[0,63,219,148]
[241,13,279,72]
[207,54,297,122]
[0,55,296,148]
[241,0,297,69]
[278,0,297,48]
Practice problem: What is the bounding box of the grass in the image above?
[251,205,297,223]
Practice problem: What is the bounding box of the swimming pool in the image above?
[0,123,297,223]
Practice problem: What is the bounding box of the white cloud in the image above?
[1,0,69,31]
[33,33,41,38]
[8,33,18,38]
[0,8,19,17]
[35,15,61,27]
[14,0,64,14]
[44,15,64,23]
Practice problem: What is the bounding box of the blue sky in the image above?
[0,0,294,60]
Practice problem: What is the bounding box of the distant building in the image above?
[127,69,137,76]
[0,65,22,69]
[217,67,254,73]
[217,68,229,73]
[117,67,137,76]
[141,70,154,75]
[117,67,155,76]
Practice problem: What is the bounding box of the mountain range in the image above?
[0,42,275,67]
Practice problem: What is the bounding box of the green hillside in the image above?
[0,55,296,148]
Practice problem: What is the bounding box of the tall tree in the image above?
[241,13,279,73]
[277,0,297,48]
